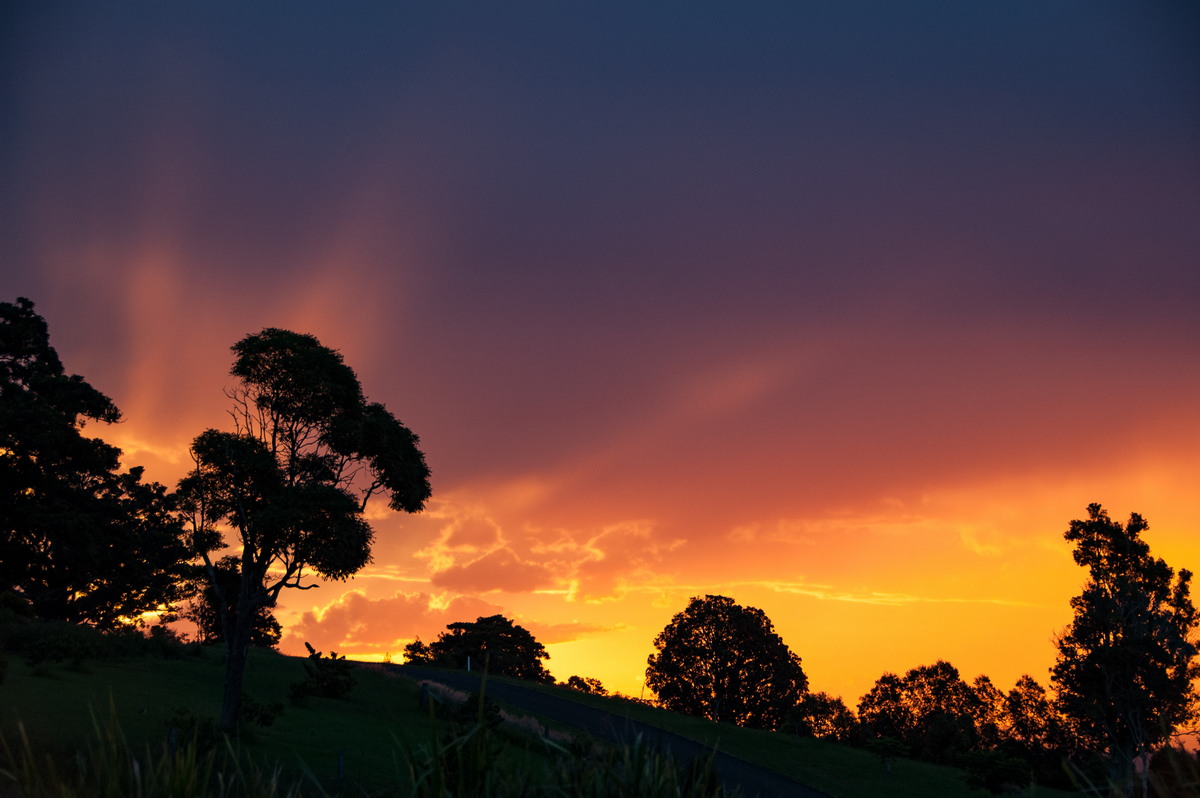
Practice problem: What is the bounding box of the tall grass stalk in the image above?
[0,711,308,798]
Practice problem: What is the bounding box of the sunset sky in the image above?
[4,3,1199,706]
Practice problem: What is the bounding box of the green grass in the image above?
[2,648,463,792]
[1,649,715,796]
[518,679,1085,798]
[2,650,1084,797]
[0,648,737,797]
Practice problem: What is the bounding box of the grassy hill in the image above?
[1,646,435,791]
[0,645,1082,797]
[507,677,1085,798]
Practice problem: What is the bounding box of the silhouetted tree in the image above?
[1146,744,1200,798]
[176,328,431,730]
[858,660,978,763]
[857,673,912,741]
[290,641,357,700]
[1051,504,1199,790]
[787,691,858,742]
[645,595,807,730]
[969,675,1007,750]
[1001,674,1071,788]
[1003,675,1060,752]
[403,636,434,664]
[0,298,190,627]
[180,556,281,647]
[565,675,607,695]
[407,614,554,683]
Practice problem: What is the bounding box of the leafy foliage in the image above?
[1051,504,1199,785]
[786,691,857,742]
[864,736,906,775]
[645,594,808,730]
[1000,674,1071,785]
[0,298,190,627]
[176,328,431,728]
[0,615,192,668]
[961,749,1031,795]
[289,641,358,702]
[405,636,434,665]
[406,615,554,683]
[857,660,979,764]
[1146,744,1200,797]
[564,675,608,695]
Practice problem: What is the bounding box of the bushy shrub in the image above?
[240,692,285,728]
[289,642,357,702]
[18,620,106,666]
[564,675,608,695]
[145,624,191,659]
[1,615,193,668]
[451,691,503,731]
[962,749,1031,794]
[0,591,35,619]
[164,706,221,753]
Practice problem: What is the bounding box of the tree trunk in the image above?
[218,565,259,732]
[219,628,249,731]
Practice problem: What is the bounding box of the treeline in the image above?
[638,595,1085,789]
[634,503,1199,795]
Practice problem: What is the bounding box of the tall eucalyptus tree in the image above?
[177,329,431,729]
[1052,504,1198,791]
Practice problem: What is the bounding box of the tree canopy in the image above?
[1051,503,1198,786]
[0,297,189,627]
[857,660,980,764]
[404,614,554,683]
[645,594,808,730]
[564,675,607,695]
[786,691,857,742]
[176,327,431,728]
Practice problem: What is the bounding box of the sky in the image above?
[3,2,1199,706]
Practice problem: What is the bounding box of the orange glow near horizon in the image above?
[95,384,1200,707]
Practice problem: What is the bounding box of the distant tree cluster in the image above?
[646,594,807,730]
[563,675,607,695]
[404,614,554,683]
[641,505,1199,796]
[401,615,616,698]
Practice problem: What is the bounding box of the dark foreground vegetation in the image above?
[0,622,1062,797]
[4,593,1200,796]
[0,622,733,797]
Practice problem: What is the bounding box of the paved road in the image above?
[390,665,834,798]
